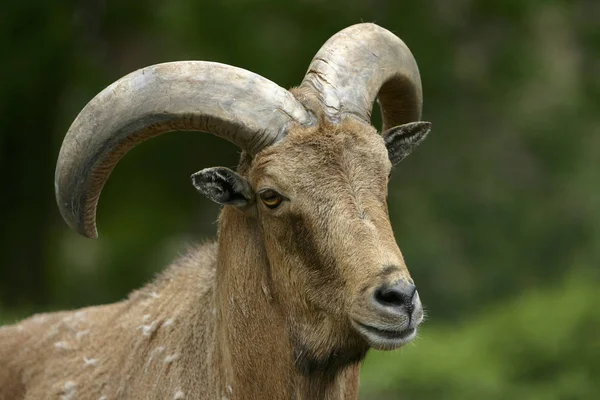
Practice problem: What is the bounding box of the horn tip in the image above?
[74,217,99,239]
[81,227,99,240]
[66,217,99,239]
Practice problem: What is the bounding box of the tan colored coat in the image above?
[1,118,417,399]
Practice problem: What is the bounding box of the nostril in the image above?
[373,281,417,311]
[375,288,405,307]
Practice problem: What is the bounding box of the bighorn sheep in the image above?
[0,23,431,399]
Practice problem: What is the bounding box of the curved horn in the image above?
[299,23,422,131]
[56,61,312,239]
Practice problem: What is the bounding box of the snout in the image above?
[351,279,424,350]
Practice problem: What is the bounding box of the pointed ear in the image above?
[383,121,431,166]
[191,167,254,207]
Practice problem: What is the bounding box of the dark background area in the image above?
[1,0,599,398]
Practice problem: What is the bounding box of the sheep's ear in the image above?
[191,167,254,207]
[383,121,431,166]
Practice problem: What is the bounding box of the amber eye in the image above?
[259,189,283,209]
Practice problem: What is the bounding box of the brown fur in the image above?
[0,116,417,399]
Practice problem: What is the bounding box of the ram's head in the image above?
[55,24,430,360]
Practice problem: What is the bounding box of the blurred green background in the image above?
[1,0,599,398]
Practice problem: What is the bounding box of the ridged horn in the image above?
[299,23,422,131]
[55,61,312,239]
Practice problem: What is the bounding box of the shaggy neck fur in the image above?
[213,207,361,399]
[0,195,362,400]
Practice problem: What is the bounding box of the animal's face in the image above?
[192,118,429,360]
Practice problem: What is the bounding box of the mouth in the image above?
[352,320,417,350]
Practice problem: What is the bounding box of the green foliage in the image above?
[360,273,600,399]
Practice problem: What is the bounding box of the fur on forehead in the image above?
[244,117,388,175]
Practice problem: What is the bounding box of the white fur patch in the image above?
[164,353,181,364]
[162,318,174,328]
[138,320,158,337]
[174,390,185,399]
[54,341,69,350]
[84,356,98,366]
[60,381,77,400]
